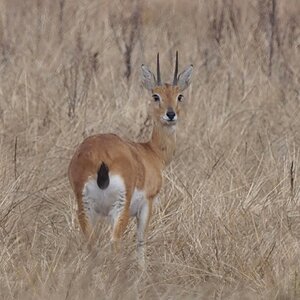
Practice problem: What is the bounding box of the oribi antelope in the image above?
[68,52,193,263]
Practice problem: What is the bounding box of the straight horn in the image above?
[157,53,161,85]
[173,51,179,85]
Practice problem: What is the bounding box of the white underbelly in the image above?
[82,175,122,217]
[82,175,151,223]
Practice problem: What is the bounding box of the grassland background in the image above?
[0,0,300,299]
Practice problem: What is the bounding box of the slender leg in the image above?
[80,186,100,248]
[77,209,93,239]
[110,189,132,252]
[136,199,152,267]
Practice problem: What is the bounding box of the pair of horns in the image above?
[156,51,179,86]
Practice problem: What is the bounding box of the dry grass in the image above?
[0,0,300,299]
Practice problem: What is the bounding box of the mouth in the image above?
[161,118,177,126]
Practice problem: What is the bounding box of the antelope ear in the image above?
[177,65,193,91]
[141,65,156,91]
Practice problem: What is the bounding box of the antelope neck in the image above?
[149,122,176,166]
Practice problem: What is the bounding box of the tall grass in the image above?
[0,0,300,299]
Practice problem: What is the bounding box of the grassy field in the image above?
[0,0,300,299]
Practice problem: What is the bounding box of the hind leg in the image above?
[136,199,153,267]
[77,185,99,247]
[77,209,95,246]
[109,188,133,252]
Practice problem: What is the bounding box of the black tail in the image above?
[97,162,109,189]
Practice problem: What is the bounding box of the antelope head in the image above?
[141,52,193,127]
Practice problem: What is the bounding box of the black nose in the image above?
[166,111,176,121]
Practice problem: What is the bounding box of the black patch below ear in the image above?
[97,162,109,189]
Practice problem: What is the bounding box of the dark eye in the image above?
[177,94,184,102]
[152,94,160,102]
